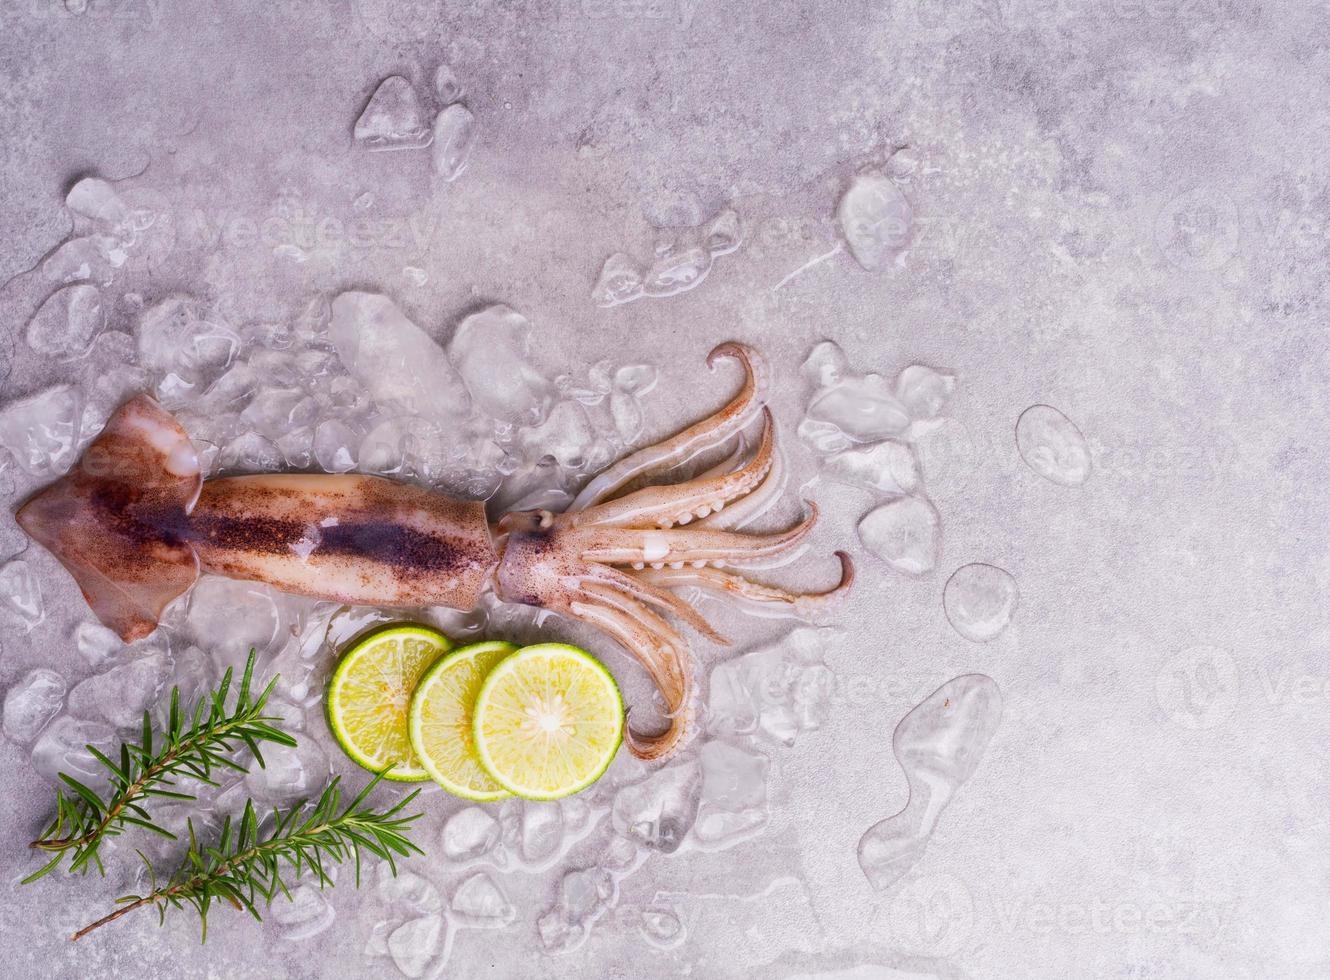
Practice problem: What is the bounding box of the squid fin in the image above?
[16,395,202,642]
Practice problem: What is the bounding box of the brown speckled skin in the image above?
[190,474,498,609]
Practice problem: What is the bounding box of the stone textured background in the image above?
[1,0,1326,977]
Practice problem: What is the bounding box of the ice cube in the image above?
[642,244,713,298]
[135,295,239,387]
[378,866,444,915]
[26,284,105,359]
[822,440,919,496]
[448,304,549,425]
[610,390,643,442]
[354,76,431,151]
[41,234,126,286]
[610,760,701,853]
[501,798,564,867]
[693,741,770,849]
[837,171,913,270]
[31,716,116,788]
[242,738,330,805]
[806,374,910,443]
[220,431,283,472]
[2,669,66,743]
[66,177,131,227]
[329,292,470,422]
[537,866,617,953]
[639,905,685,948]
[388,916,447,978]
[0,385,82,475]
[0,559,45,631]
[801,340,849,389]
[241,388,319,439]
[270,884,336,942]
[591,253,645,308]
[67,650,173,727]
[432,104,476,181]
[433,63,465,105]
[74,621,123,666]
[613,364,658,396]
[185,576,292,669]
[313,418,361,473]
[895,364,955,420]
[440,806,502,864]
[703,209,743,256]
[857,496,941,576]
[707,627,839,745]
[520,400,594,468]
[449,871,515,928]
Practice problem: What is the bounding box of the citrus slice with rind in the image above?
[472,642,624,800]
[327,623,452,781]
[408,640,517,801]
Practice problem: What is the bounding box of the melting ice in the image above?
[857,674,1002,889]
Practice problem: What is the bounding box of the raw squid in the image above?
[16,343,853,760]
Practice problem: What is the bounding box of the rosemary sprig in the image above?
[26,649,295,882]
[72,774,422,941]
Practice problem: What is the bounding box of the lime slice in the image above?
[408,640,517,801]
[327,623,452,781]
[472,642,624,800]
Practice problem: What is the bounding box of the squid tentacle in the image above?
[568,564,729,645]
[565,409,775,531]
[572,504,820,567]
[639,550,856,621]
[567,342,769,512]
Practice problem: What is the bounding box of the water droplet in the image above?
[1015,404,1091,486]
[943,563,1019,642]
[857,674,1002,889]
[857,496,940,576]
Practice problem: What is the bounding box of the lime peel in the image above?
[327,623,453,782]
[472,642,624,801]
[408,640,517,801]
